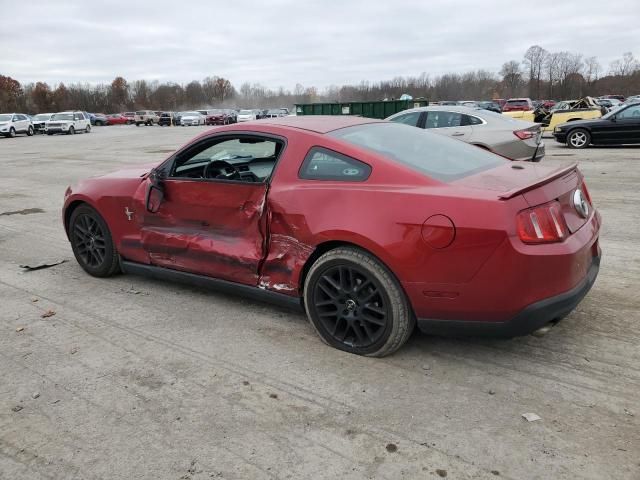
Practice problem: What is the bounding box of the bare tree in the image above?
[584,56,601,85]
[609,52,640,76]
[523,45,548,99]
[500,60,523,98]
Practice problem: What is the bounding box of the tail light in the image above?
[517,201,569,244]
[580,180,593,205]
[513,129,536,140]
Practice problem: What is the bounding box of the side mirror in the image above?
[145,169,165,213]
[146,183,164,213]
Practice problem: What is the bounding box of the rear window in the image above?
[328,123,504,182]
[506,100,528,105]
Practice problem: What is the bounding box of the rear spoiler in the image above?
[498,163,578,199]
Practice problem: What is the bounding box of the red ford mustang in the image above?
[63,116,601,356]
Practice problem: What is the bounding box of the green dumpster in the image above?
[295,99,428,119]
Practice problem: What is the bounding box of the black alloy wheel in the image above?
[304,247,414,357]
[312,264,389,348]
[69,205,119,277]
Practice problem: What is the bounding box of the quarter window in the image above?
[299,147,371,181]
[462,114,483,126]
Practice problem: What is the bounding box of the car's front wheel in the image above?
[8,127,16,138]
[567,129,590,149]
[69,205,120,277]
[85,124,91,133]
[27,126,34,136]
[304,247,414,357]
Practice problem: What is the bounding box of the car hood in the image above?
[182,115,200,119]
[96,163,158,180]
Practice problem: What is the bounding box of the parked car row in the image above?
[0,111,93,137]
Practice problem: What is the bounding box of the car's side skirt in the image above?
[120,261,304,312]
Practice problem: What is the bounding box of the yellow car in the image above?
[504,97,604,132]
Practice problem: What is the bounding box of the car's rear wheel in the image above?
[567,129,590,149]
[27,126,34,136]
[304,247,414,357]
[68,126,75,135]
[69,205,119,277]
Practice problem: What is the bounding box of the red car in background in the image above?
[121,112,135,124]
[502,98,535,112]
[204,109,233,125]
[62,116,601,357]
[106,114,129,125]
[493,98,506,109]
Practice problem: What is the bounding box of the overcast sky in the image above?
[2,0,639,90]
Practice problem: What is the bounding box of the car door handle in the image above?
[452,132,465,136]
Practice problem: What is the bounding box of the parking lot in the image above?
[1,125,638,479]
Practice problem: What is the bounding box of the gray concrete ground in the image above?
[0,125,638,480]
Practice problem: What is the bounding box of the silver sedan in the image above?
[386,106,545,161]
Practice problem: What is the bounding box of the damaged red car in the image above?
[63,116,601,357]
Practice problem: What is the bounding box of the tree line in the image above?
[1,47,638,114]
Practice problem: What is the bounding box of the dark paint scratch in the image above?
[0,208,44,216]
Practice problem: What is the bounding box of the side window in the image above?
[12,115,18,122]
[461,114,483,126]
[171,136,282,183]
[389,111,421,127]
[617,106,640,119]
[425,111,462,129]
[299,147,371,181]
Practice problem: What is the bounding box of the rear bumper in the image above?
[417,254,600,337]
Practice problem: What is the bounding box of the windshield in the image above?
[0,114,12,121]
[239,110,252,115]
[52,113,73,120]
[329,123,504,183]
[506,100,528,106]
[34,114,51,120]
[182,111,200,116]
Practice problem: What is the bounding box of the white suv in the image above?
[45,111,91,135]
[134,110,159,126]
[0,113,34,138]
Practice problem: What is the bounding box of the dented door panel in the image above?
[139,179,268,285]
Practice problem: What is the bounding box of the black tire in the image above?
[47,132,53,136]
[85,124,91,133]
[68,126,75,135]
[136,122,141,127]
[8,127,16,138]
[27,126,34,136]
[69,205,119,277]
[567,129,590,149]
[303,247,414,357]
